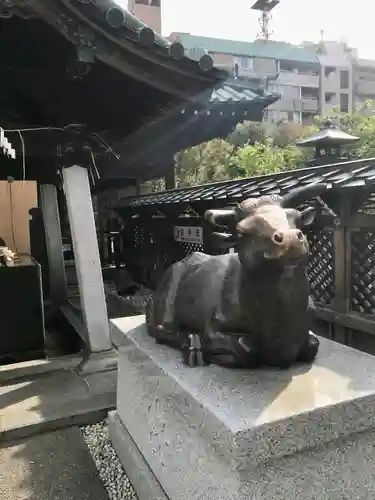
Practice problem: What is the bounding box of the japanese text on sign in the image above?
[174,226,203,245]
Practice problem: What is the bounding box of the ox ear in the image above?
[299,206,316,228]
[205,209,235,227]
[210,232,236,249]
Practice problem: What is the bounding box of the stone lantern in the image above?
[296,119,360,165]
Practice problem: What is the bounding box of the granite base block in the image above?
[108,411,168,500]
[110,315,375,500]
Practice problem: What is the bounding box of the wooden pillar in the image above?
[332,194,350,344]
[96,193,106,264]
[39,183,68,306]
[62,165,111,352]
[164,162,176,190]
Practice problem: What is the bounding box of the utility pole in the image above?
[251,0,280,41]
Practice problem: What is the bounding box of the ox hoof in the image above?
[297,332,320,363]
[182,334,207,368]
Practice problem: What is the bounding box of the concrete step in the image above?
[0,427,108,499]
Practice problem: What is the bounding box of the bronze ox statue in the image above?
[146,183,332,369]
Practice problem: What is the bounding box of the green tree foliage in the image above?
[152,102,375,190]
[235,138,310,177]
[175,121,313,187]
[175,139,236,187]
[318,101,375,159]
[227,121,266,147]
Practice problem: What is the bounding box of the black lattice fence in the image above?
[349,193,375,320]
[118,205,336,308]
[306,228,335,306]
[351,229,375,315]
[121,212,208,289]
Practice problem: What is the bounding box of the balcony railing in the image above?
[269,98,302,112]
[276,71,319,88]
[355,79,375,96]
[301,97,319,112]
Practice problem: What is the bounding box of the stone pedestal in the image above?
[109,315,375,500]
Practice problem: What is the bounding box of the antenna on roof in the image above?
[251,0,280,41]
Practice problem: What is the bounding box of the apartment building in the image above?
[124,2,375,122]
[128,0,161,34]
[301,41,355,116]
[352,58,375,114]
[170,33,321,124]
[168,33,375,122]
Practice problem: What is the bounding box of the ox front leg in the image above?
[202,329,260,369]
[297,331,320,364]
[182,334,206,368]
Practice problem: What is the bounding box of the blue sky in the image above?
[118,0,374,59]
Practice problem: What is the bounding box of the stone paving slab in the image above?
[0,369,117,444]
[0,427,108,499]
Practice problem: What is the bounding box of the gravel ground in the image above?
[104,283,153,318]
[117,286,153,313]
[81,420,138,500]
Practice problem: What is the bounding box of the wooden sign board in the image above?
[174,226,203,245]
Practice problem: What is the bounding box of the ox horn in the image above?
[205,208,235,227]
[282,183,333,208]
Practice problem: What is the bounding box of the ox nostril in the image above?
[296,230,303,240]
[272,232,284,244]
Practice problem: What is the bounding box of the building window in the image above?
[340,70,349,89]
[340,93,349,113]
[240,57,253,70]
[325,66,336,77]
[325,92,335,103]
[234,57,253,71]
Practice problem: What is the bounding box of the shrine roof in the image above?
[97,80,279,182]
[210,83,279,105]
[61,0,225,80]
[0,0,229,183]
[113,157,375,209]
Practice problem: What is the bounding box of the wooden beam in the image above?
[315,305,375,336]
